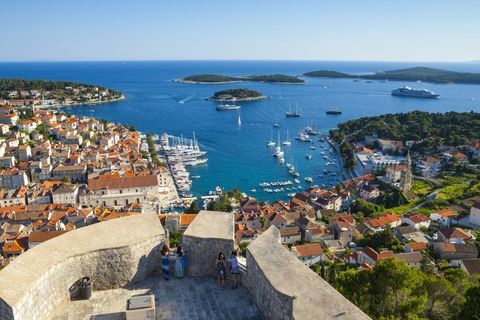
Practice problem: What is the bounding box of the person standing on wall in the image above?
[174,245,186,278]
[161,245,170,281]
[215,252,227,289]
[227,250,240,289]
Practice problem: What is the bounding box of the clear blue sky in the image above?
[1,0,479,62]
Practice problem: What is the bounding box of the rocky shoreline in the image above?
[39,95,126,109]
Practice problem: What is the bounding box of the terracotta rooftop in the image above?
[292,243,323,257]
[88,175,158,190]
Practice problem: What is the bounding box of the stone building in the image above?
[399,151,412,193]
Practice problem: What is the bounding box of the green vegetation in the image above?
[304,66,480,84]
[330,111,480,147]
[184,200,200,214]
[357,228,404,252]
[181,73,304,84]
[146,133,165,167]
[0,78,123,102]
[350,199,383,217]
[208,88,265,101]
[169,230,182,247]
[411,180,437,197]
[332,258,480,319]
[227,188,244,202]
[207,193,233,212]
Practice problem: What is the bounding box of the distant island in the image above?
[177,74,305,84]
[304,67,480,84]
[207,88,267,102]
[0,78,125,107]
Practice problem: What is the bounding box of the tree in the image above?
[184,200,200,214]
[458,284,480,320]
[169,230,182,248]
[227,188,243,202]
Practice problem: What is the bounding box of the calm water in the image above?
[1,61,480,201]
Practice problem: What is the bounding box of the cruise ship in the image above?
[391,86,439,98]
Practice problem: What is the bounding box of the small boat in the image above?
[278,157,285,164]
[309,146,316,150]
[294,179,301,184]
[305,126,320,135]
[273,113,280,127]
[237,113,242,126]
[304,177,313,183]
[216,104,241,111]
[250,188,257,193]
[326,108,342,115]
[295,132,312,142]
[305,155,312,160]
[191,175,201,179]
[267,129,276,147]
[287,193,295,198]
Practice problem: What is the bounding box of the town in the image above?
[1,89,479,319]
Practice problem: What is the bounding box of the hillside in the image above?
[304,67,480,84]
[329,110,480,147]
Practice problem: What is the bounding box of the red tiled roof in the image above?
[293,243,323,257]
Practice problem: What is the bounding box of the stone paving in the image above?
[51,277,261,320]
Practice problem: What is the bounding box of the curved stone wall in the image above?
[244,226,371,320]
[0,213,166,320]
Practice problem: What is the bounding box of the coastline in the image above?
[38,95,126,109]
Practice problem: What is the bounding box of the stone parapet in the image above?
[0,213,166,320]
[183,210,235,277]
[244,226,371,320]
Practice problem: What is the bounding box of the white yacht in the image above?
[216,104,241,110]
[267,129,276,147]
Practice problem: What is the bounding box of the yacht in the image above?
[216,104,241,111]
[273,114,280,128]
[273,132,284,158]
[282,129,291,146]
[391,86,439,98]
[295,132,312,142]
[286,104,301,117]
[304,177,313,183]
[267,129,276,147]
[305,126,320,135]
[305,154,312,160]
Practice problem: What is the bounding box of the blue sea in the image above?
[1,61,480,201]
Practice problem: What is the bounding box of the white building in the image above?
[469,203,480,227]
[354,152,404,176]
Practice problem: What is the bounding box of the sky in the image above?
[0,0,479,62]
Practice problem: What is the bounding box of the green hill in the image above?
[304,67,480,84]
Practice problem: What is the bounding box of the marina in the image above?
[7,60,476,202]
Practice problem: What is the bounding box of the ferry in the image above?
[391,86,439,98]
[216,104,241,110]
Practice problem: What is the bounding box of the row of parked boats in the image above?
[160,132,208,195]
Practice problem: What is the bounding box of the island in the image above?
[207,88,267,102]
[177,73,305,84]
[0,78,125,107]
[304,67,480,84]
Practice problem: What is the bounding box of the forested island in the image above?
[330,111,480,147]
[207,88,267,102]
[304,67,480,84]
[178,73,305,84]
[0,78,125,106]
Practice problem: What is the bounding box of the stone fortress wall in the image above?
[0,210,369,320]
[182,211,234,277]
[0,213,166,320]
